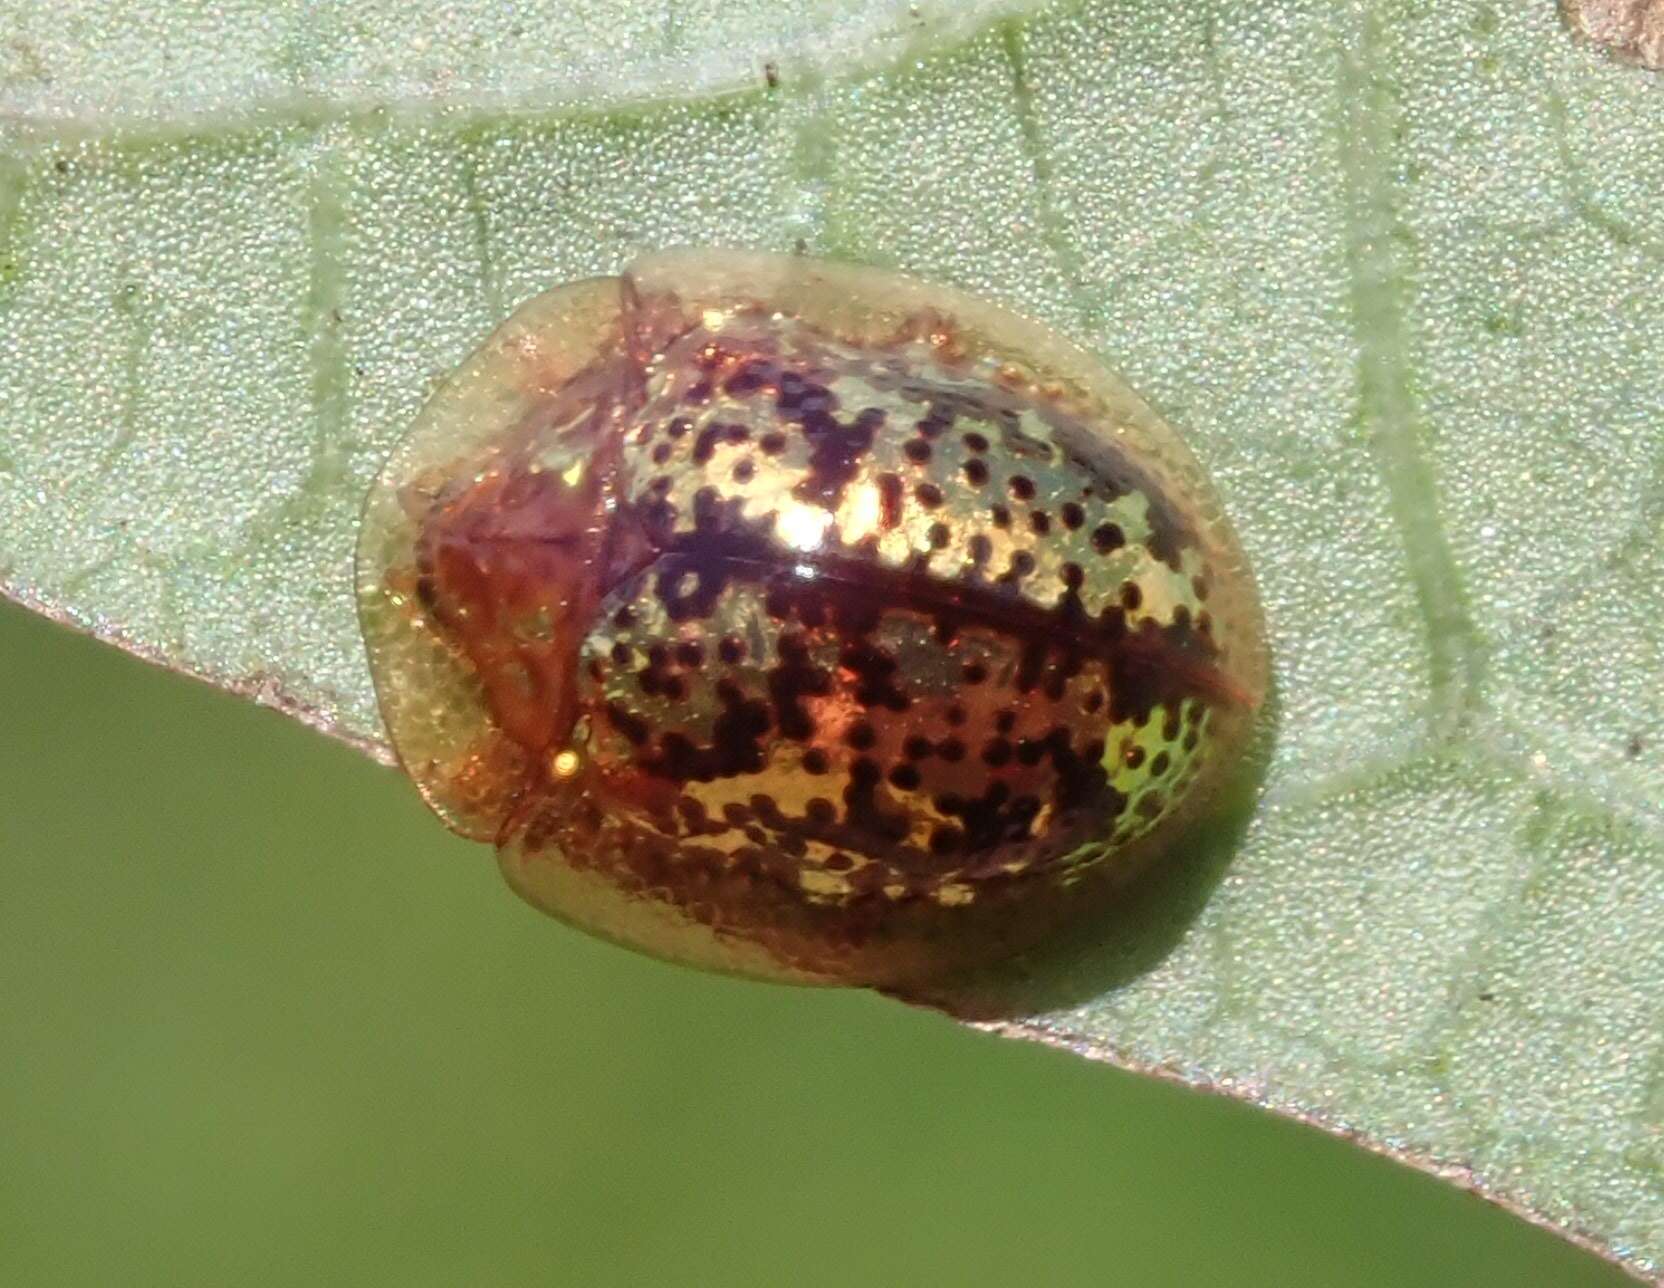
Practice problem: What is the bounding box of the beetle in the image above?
[356,249,1268,985]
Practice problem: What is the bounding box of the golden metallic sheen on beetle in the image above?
[357,250,1268,986]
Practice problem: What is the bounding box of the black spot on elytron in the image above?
[961,661,988,685]
[1093,523,1125,553]
[937,737,967,762]
[844,756,908,843]
[759,430,787,454]
[928,522,951,550]
[999,551,1036,585]
[946,703,967,726]
[983,738,1013,767]
[693,485,749,536]
[991,505,1011,528]
[610,641,632,666]
[750,794,791,831]
[722,802,753,826]
[1029,511,1051,535]
[904,439,932,464]
[767,631,829,741]
[605,701,651,745]
[655,554,733,624]
[718,635,746,664]
[732,458,756,484]
[967,534,992,566]
[995,710,1017,734]
[916,409,953,439]
[775,368,838,417]
[775,830,808,860]
[676,641,705,669]
[824,851,853,872]
[915,482,944,509]
[1010,475,1036,501]
[845,721,877,751]
[903,735,934,761]
[803,747,830,774]
[1150,751,1172,777]
[1120,581,1143,611]
[613,606,636,629]
[1125,745,1146,769]
[723,358,775,397]
[1061,562,1085,591]
[1060,502,1085,530]
[642,683,773,784]
[963,432,989,453]
[888,764,921,791]
[806,797,837,826]
[691,423,725,465]
[932,779,1045,855]
[652,442,673,465]
[793,403,884,512]
[1172,604,1191,629]
[666,418,692,440]
[838,637,911,712]
[964,459,990,487]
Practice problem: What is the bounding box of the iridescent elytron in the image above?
[357,250,1268,985]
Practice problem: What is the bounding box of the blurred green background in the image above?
[0,600,1628,1287]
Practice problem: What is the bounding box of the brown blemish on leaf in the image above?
[1561,0,1664,69]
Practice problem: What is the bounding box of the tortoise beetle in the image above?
[357,249,1268,985]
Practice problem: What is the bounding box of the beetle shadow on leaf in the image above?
[889,690,1279,1022]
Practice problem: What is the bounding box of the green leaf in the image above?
[2,0,1660,1277]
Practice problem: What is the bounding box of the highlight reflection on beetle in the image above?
[357,250,1268,985]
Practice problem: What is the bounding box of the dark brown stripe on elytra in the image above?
[643,530,1238,724]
